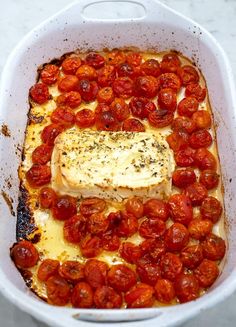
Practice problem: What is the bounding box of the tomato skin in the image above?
[148,110,174,128]
[97,87,114,104]
[46,276,71,306]
[154,278,175,303]
[134,75,159,98]
[125,197,144,219]
[119,242,141,264]
[112,77,134,99]
[57,91,82,109]
[188,218,213,240]
[177,97,199,117]
[51,107,75,127]
[125,283,155,308]
[75,109,95,128]
[174,274,200,303]
[96,110,120,131]
[41,64,59,85]
[194,259,219,287]
[136,262,161,286]
[29,83,50,104]
[98,65,116,87]
[158,73,181,92]
[189,129,212,149]
[117,62,137,79]
[183,182,208,206]
[200,196,222,223]
[158,88,177,111]
[110,97,130,121]
[58,75,79,92]
[114,211,138,238]
[41,123,64,145]
[84,259,108,288]
[52,195,77,220]
[63,214,87,244]
[71,282,93,308]
[160,53,181,73]
[106,50,126,66]
[180,244,203,269]
[101,231,121,251]
[39,187,57,209]
[141,59,160,77]
[139,218,166,239]
[62,56,82,75]
[59,261,85,283]
[140,238,166,262]
[80,197,106,218]
[171,116,197,134]
[80,235,102,258]
[172,168,196,188]
[185,83,206,102]
[37,259,60,282]
[78,79,99,102]
[194,148,217,171]
[143,199,169,221]
[174,147,196,167]
[168,194,193,226]
[126,51,142,66]
[160,252,183,281]
[11,240,39,269]
[85,53,105,69]
[192,110,212,129]
[76,64,97,80]
[202,233,226,261]
[166,131,189,152]
[199,170,219,190]
[177,65,199,86]
[122,118,145,132]
[88,213,109,235]
[94,286,122,308]
[32,144,53,165]
[164,223,189,252]
[26,164,51,188]
[108,264,137,292]
[129,97,156,120]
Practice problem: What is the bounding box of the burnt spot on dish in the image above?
[1,191,15,216]
[1,123,11,137]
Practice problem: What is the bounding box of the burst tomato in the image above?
[71,282,93,308]
[75,109,95,128]
[125,283,155,308]
[62,56,82,75]
[39,187,57,208]
[11,240,39,269]
[59,261,84,283]
[177,97,199,117]
[174,274,200,303]
[52,195,77,220]
[63,214,87,243]
[164,223,189,252]
[41,64,59,85]
[172,168,196,188]
[32,144,53,165]
[37,259,60,281]
[26,164,51,187]
[94,286,122,308]
[122,118,145,132]
[168,194,193,226]
[154,279,175,303]
[56,91,82,108]
[29,83,50,104]
[107,264,137,292]
[46,276,71,306]
[84,259,108,288]
[200,196,222,223]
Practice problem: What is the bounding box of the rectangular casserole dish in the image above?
[0,1,236,326]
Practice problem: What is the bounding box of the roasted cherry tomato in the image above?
[26,164,51,187]
[202,233,226,261]
[46,276,71,306]
[113,211,138,238]
[84,259,108,288]
[29,83,50,104]
[141,59,160,77]
[76,64,97,80]
[174,147,196,167]
[180,244,203,269]
[183,182,208,206]
[139,218,166,238]
[158,73,181,92]
[41,64,59,85]
[154,278,175,303]
[32,144,53,165]
[160,53,181,73]
[97,87,114,104]
[79,235,102,258]
[174,274,200,303]
[88,213,109,235]
[164,223,189,252]
[188,218,213,240]
[126,51,142,66]
[129,96,156,119]
[125,283,155,308]
[75,109,95,128]
[148,110,174,128]
[194,259,219,287]
[71,282,93,308]
[185,83,206,102]
[199,170,219,190]
[136,262,161,286]
[78,79,99,102]
[80,197,106,217]
[117,62,137,79]
[140,238,166,262]
[58,75,79,92]
[94,103,110,116]
[125,197,144,218]
[158,88,177,111]
[96,110,120,131]
[119,242,141,264]
[194,148,217,171]
[101,230,121,251]
[171,116,197,134]
[172,168,196,188]
[106,50,126,66]
[52,195,77,220]
[168,194,193,226]
[189,129,212,149]
[177,97,199,117]
[51,106,75,127]
[85,52,105,69]
[41,123,64,145]
[97,65,116,87]
[134,75,159,98]
[112,77,134,99]
[160,252,183,281]
[39,186,57,209]
[166,131,189,152]
[94,286,122,308]
[122,118,145,132]
[62,56,82,75]
[63,214,87,243]
[37,259,60,281]
[192,110,212,129]
[143,198,169,221]
[56,91,82,109]
[11,240,39,269]
[200,196,222,223]
[110,97,130,121]
[177,65,199,86]
[59,261,84,283]
[108,264,137,292]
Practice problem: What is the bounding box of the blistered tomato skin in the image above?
[177,65,199,86]
[129,97,156,119]
[188,218,213,240]
[37,259,60,282]
[192,110,212,130]
[174,147,196,167]
[85,52,105,69]
[172,168,197,189]
[102,231,121,251]
[200,170,219,190]
[39,187,57,209]
[125,283,155,308]
[125,197,144,218]
[84,259,108,288]
[168,194,193,226]
[185,83,206,102]
[41,64,59,85]
[127,51,142,66]
[110,97,130,121]
[26,164,51,188]
[140,239,166,262]
[195,148,217,171]
[148,110,174,128]
[63,214,87,244]
[180,244,203,269]
[96,110,120,131]
[94,286,122,308]
[174,274,200,303]
[114,211,138,238]
[62,56,82,75]
[88,213,109,235]
[52,195,77,220]
[76,64,97,81]
[51,107,75,128]
[158,73,181,92]
[202,233,226,261]
[11,241,39,269]
[177,97,199,117]
[32,144,53,165]
[29,83,50,104]
[154,279,175,303]
[164,223,189,252]
[158,88,177,111]
[160,53,181,73]
[113,77,134,99]
[107,264,137,292]
[98,65,116,87]
[71,282,93,308]
[135,75,159,98]
[119,242,141,264]
[75,109,95,128]
[58,75,79,92]
[80,235,102,258]
[194,259,219,287]
[160,252,183,281]
[171,116,197,134]
[59,261,84,283]
[144,199,169,221]
[97,87,114,104]
[78,80,99,102]
[41,123,64,146]
[189,129,212,149]
[141,59,160,77]
[139,218,166,238]
[184,182,208,206]
[200,196,222,223]
[80,197,106,217]
[136,262,161,286]
[46,276,71,306]
[57,91,82,108]
[122,118,145,132]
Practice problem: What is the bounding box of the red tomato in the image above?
[125,197,144,218]
[98,65,116,87]
[114,211,138,237]
[41,64,59,85]
[76,64,97,80]
[180,244,203,269]
[122,118,145,132]
[126,51,142,66]
[71,282,93,308]
[41,123,64,145]
[57,91,82,108]
[119,242,141,264]
[39,187,57,209]
[78,80,98,102]
[166,131,189,152]
[154,279,175,303]
[189,129,212,149]
[32,144,53,165]
[188,218,213,240]
[141,59,160,77]
[37,259,60,281]
[112,77,134,99]
[177,97,199,117]
[75,109,95,128]
[106,50,126,66]
[94,286,122,308]
[140,238,166,262]
[110,97,130,121]
[134,75,159,98]
[177,65,199,86]
[158,88,177,111]
[46,276,71,306]
[174,147,196,167]
[117,62,137,79]
[199,170,219,190]
[192,110,212,129]
[172,168,196,188]
[143,198,169,221]
[59,261,84,283]
[80,197,106,217]
[202,233,226,261]
[62,56,82,75]
[168,194,193,226]
[108,264,137,292]
[165,223,189,252]
[194,259,219,287]
[139,218,166,238]
[171,116,197,134]
[184,182,208,206]
[125,283,155,308]
[26,164,51,187]
[160,53,181,73]
[29,83,50,104]
[63,214,87,243]
[58,75,79,92]
[129,97,156,119]
[200,196,222,223]
[11,240,39,269]
[174,274,200,303]
[158,73,181,92]
[96,110,120,131]
[160,252,183,281]
[101,231,121,251]
[95,103,110,116]
[51,107,75,127]
[136,262,161,286]
[84,259,108,288]
[194,148,217,171]
[185,83,206,102]
[88,213,109,235]
[80,235,102,258]
[52,195,77,220]
[148,110,174,128]
[97,87,114,104]
[85,53,105,69]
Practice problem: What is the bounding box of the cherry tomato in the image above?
[39,186,57,209]
[58,75,79,92]
[106,50,126,66]
[158,88,177,111]
[97,87,114,104]
[32,144,53,165]
[125,283,155,308]
[110,97,130,121]
[194,259,219,287]
[126,51,142,66]
[51,106,75,127]
[188,218,213,240]
[200,196,222,223]
[143,199,169,221]
[166,131,189,152]
[158,73,181,92]
[11,240,39,269]
[172,168,196,188]
[101,231,121,251]
[136,262,161,286]
[76,64,97,81]
[139,218,166,239]
[174,147,196,167]
[41,123,64,145]
[177,97,199,117]
[202,233,226,261]
[41,64,59,85]
[192,110,212,129]
[96,110,120,131]
[140,238,166,262]
[80,235,102,258]
[134,75,159,98]
[148,110,174,128]
[184,182,208,206]
[195,148,217,171]
[168,194,193,226]
[71,282,93,308]
[122,118,145,132]
[63,214,87,243]
[141,59,160,77]
[57,91,82,109]
[115,211,138,237]
[112,77,134,99]
[84,259,108,288]
[59,261,84,283]
[177,65,199,86]
[119,242,141,264]
[125,197,144,218]
[180,244,203,269]
[117,62,137,79]
[75,109,95,128]
[160,53,181,73]
[52,195,77,220]
[78,79,98,102]
[165,223,189,252]
[94,286,122,308]
[26,164,51,187]
[185,83,206,102]
[160,252,183,281]
[174,274,200,303]
[46,276,71,306]
[200,170,219,190]
[189,129,212,149]
[97,65,116,87]
[129,97,156,119]
[108,264,137,292]
[94,103,110,116]
[154,278,175,303]
[171,116,197,134]
[62,56,82,75]
[29,83,50,104]
[37,259,60,281]
[80,197,106,217]
[88,213,109,235]
[85,52,105,69]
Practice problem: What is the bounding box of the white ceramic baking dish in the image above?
[0,0,236,326]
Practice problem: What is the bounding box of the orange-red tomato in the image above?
[110,97,130,121]
[63,214,87,244]
[41,64,59,85]
[11,240,39,269]
[32,144,53,165]
[189,129,212,149]
[174,147,196,167]
[168,194,193,226]
[71,282,93,308]
[62,56,82,75]
[80,197,106,217]
[29,83,50,104]
[177,65,199,86]
[143,198,169,221]
[59,261,84,283]
[117,62,138,79]
[174,274,200,303]
[200,196,222,223]
[88,213,109,235]
[113,77,134,99]
[180,244,203,269]
[177,97,199,117]
[154,278,175,303]
[185,83,206,102]
[39,187,57,209]
[194,259,219,287]
[79,235,102,258]
[183,182,208,206]
[84,259,108,288]
[192,110,212,129]
[148,110,174,128]
[97,65,116,87]
[140,238,166,262]
[194,148,217,171]
[119,242,141,264]
[164,223,189,252]
[134,75,159,98]
[160,252,183,281]
[51,107,75,127]
[125,283,155,308]
[160,53,181,73]
[78,79,99,102]
[171,116,197,134]
[106,50,126,66]
[166,131,189,152]
[107,264,137,292]
[158,73,181,92]
[158,88,177,111]
[37,259,60,281]
[199,170,219,190]
[139,218,166,238]
[122,118,145,132]
[136,262,161,286]
[96,110,120,131]
[126,51,142,66]
[94,286,122,308]
[188,218,213,240]
[46,276,71,306]
[58,75,79,92]
[129,97,156,119]
[112,211,138,238]
[41,123,64,145]
[141,59,160,77]
[172,168,196,188]
[97,87,114,104]
[202,233,226,261]
[52,195,77,220]
[26,164,51,187]
[56,91,82,108]
[125,197,144,218]
[101,231,121,251]
[75,109,95,128]
[76,64,97,80]
[85,52,105,69]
